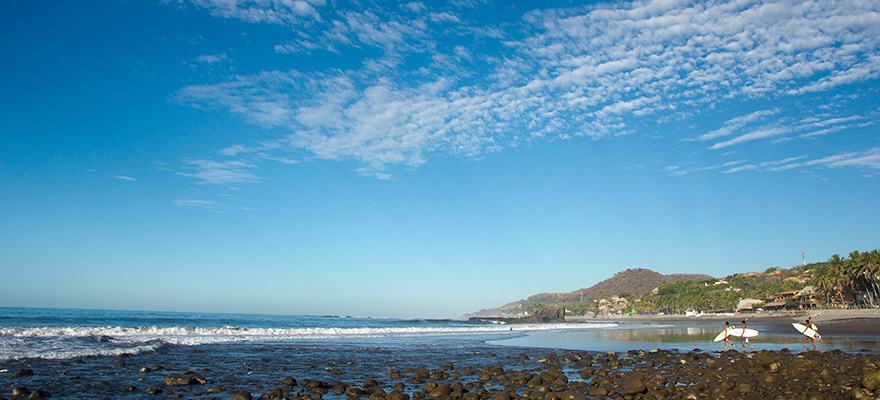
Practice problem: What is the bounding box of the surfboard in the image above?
[713,328,733,342]
[792,323,821,340]
[726,328,759,338]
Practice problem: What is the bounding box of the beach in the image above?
[2,308,879,399]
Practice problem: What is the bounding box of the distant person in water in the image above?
[741,320,753,352]
[722,321,733,351]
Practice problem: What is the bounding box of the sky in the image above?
[1,0,879,319]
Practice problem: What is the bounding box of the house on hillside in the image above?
[761,290,800,310]
[736,298,762,312]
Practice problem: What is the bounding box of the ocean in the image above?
[1,307,878,399]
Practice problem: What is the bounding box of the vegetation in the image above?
[496,249,880,317]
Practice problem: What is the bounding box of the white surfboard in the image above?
[726,328,759,338]
[713,328,733,342]
[792,323,821,340]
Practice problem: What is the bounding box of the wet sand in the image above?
[583,308,880,336]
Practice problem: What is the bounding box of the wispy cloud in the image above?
[113,175,137,181]
[175,0,880,179]
[173,199,221,212]
[178,159,260,185]
[717,148,880,174]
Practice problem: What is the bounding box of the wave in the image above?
[1,322,616,341]
[0,322,616,361]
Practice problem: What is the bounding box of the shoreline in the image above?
[574,308,880,336]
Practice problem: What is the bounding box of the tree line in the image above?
[514,249,880,317]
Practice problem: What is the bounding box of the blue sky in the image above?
[1,0,879,319]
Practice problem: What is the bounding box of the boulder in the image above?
[863,369,880,391]
[230,391,252,400]
[163,373,207,386]
[10,369,34,378]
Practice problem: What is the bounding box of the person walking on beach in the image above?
[741,320,753,352]
[802,317,818,350]
[722,321,734,350]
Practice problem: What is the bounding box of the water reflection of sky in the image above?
[492,322,880,354]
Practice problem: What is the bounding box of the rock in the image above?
[263,388,284,399]
[11,387,30,397]
[10,369,34,378]
[163,373,207,386]
[27,389,50,400]
[139,367,152,373]
[429,384,453,398]
[143,388,163,395]
[207,387,224,393]
[121,386,137,392]
[587,387,607,396]
[616,376,646,396]
[230,391,252,400]
[388,391,410,400]
[278,377,297,386]
[862,369,880,391]
[415,368,431,379]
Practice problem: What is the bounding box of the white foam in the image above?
[0,323,616,361]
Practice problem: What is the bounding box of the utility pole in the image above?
[802,251,806,265]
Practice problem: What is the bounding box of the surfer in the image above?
[722,321,733,350]
[802,318,817,350]
[740,320,753,352]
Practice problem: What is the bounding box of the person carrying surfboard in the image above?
[802,318,818,350]
[741,320,753,352]
[722,321,733,350]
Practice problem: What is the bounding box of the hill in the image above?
[468,268,712,318]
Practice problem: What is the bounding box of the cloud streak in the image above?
[174,0,880,179]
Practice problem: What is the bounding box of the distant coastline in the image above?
[582,308,880,336]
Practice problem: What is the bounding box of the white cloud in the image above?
[175,0,880,178]
[113,175,136,181]
[196,54,229,64]
[186,0,322,24]
[173,199,221,212]
[178,159,260,185]
[710,126,790,149]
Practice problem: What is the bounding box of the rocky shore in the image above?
[3,309,879,400]
[4,347,880,400]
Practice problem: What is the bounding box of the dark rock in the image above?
[429,384,452,398]
[278,377,297,386]
[11,387,29,397]
[263,387,284,400]
[615,375,646,396]
[230,391,252,400]
[121,386,137,392]
[143,388,163,395]
[10,369,34,378]
[163,373,207,386]
[139,367,152,373]
[863,369,880,391]
[27,389,50,400]
[388,391,410,400]
[414,368,431,379]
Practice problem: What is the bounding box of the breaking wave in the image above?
[0,323,616,361]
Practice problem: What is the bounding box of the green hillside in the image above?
[471,249,880,318]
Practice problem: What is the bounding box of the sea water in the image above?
[0,307,617,399]
[2,307,878,399]
[0,307,619,361]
